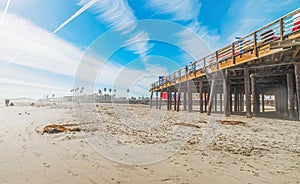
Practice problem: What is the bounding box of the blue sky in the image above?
[0,0,299,99]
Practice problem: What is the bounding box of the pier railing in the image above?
[150,8,300,91]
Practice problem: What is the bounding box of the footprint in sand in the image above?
[66,169,79,177]
[43,162,51,168]
[34,152,42,157]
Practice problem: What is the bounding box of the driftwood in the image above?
[42,124,80,134]
[217,120,246,126]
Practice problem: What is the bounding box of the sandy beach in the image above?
[0,103,300,184]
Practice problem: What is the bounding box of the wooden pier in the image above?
[150,8,300,120]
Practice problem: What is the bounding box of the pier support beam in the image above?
[170,91,173,110]
[159,90,162,110]
[287,73,295,119]
[150,92,153,108]
[199,80,204,113]
[282,80,289,118]
[240,92,244,112]
[177,85,181,112]
[167,88,170,110]
[187,81,193,112]
[244,65,252,118]
[214,93,218,112]
[223,70,230,116]
[156,91,158,109]
[207,74,217,116]
[251,75,259,116]
[295,62,300,120]
[234,88,238,113]
[174,90,177,111]
[204,91,208,112]
[261,94,265,113]
[219,93,223,112]
[183,88,187,111]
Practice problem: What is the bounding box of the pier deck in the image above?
[149,8,300,120]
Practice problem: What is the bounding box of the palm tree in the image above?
[113,89,116,97]
[98,89,102,95]
[109,88,112,94]
[126,88,129,99]
[52,94,55,99]
[103,88,107,100]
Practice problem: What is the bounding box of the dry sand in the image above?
[0,103,300,184]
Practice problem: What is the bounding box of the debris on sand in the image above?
[217,120,246,126]
[173,122,202,129]
[42,124,80,134]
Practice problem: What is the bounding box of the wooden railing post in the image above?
[216,51,219,69]
[279,18,284,41]
[253,32,258,57]
[232,42,235,64]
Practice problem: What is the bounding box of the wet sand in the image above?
[0,103,299,184]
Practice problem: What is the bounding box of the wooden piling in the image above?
[240,92,244,112]
[294,62,300,120]
[234,88,238,113]
[204,91,208,112]
[170,91,173,110]
[261,94,265,113]
[188,80,193,112]
[251,75,259,116]
[167,88,170,110]
[177,84,181,112]
[244,65,252,118]
[219,93,223,112]
[207,74,216,116]
[214,93,218,112]
[282,79,289,118]
[159,90,162,110]
[184,88,187,111]
[174,89,177,111]
[150,92,153,108]
[199,80,204,113]
[223,70,230,116]
[287,73,295,119]
[156,91,158,109]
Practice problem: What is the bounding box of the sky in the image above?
[0,0,299,99]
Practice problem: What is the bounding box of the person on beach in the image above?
[5,99,10,106]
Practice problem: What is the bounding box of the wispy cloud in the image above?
[144,0,219,62]
[145,0,201,22]
[77,0,152,61]
[54,0,98,33]
[225,0,300,42]
[124,31,153,62]
[0,0,11,24]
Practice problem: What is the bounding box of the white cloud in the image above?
[0,13,156,98]
[0,13,82,76]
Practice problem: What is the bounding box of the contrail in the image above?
[53,0,98,33]
[0,0,11,24]
[0,0,97,71]
[0,51,23,72]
